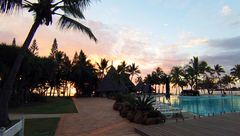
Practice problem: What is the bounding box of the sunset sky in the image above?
[1,0,240,76]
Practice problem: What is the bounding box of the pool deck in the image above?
[135,112,240,136]
[54,97,140,136]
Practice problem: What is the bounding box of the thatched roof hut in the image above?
[96,66,128,93]
[135,81,152,93]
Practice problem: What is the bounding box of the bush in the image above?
[112,94,166,125]
[126,110,136,122]
[135,95,155,111]
[134,110,144,124]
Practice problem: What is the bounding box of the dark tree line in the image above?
[142,56,240,95]
[0,40,98,105]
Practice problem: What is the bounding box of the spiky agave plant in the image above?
[135,95,155,112]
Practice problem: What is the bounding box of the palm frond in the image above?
[0,0,22,13]
[53,5,85,19]
[63,0,91,10]
[58,15,97,42]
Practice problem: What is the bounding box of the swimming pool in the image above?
[156,95,240,116]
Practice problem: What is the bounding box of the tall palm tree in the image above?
[184,65,195,90]
[230,64,240,81]
[152,67,165,93]
[127,63,140,81]
[170,66,184,94]
[0,0,97,126]
[117,61,128,74]
[213,64,225,90]
[188,56,209,91]
[188,56,201,91]
[96,58,110,79]
[213,64,225,78]
[220,74,235,90]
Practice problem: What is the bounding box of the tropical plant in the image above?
[135,95,155,111]
[71,50,97,97]
[213,64,225,91]
[220,74,235,90]
[127,63,140,82]
[170,66,185,94]
[188,56,210,91]
[96,58,110,79]
[0,0,22,13]
[0,0,97,126]
[117,61,128,74]
[230,64,240,81]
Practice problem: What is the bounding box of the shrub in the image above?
[135,95,155,112]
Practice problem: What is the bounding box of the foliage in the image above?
[135,95,155,111]
[126,63,141,81]
[29,39,39,55]
[231,65,240,81]
[96,58,110,79]
[71,50,98,96]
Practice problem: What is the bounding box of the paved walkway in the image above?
[135,112,240,136]
[54,98,140,136]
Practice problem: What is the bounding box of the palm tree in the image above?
[213,64,225,91]
[170,66,184,94]
[127,63,140,82]
[230,64,240,81]
[220,74,235,90]
[153,67,165,93]
[117,61,128,74]
[188,56,201,91]
[0,0,97,126]
[188,56,209,91]
[213,64,225,78]
[184,65,195,90]
[96,58,110,79]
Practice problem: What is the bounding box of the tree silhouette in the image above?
[230,64,240,81]
[29,39,39,55]
[96,58,110,79]
[126,63,140,82]
[0,0,97,126]
[170,66,185,93]
[117,61,128,74]
[213,64,225,91]
[50,38,58,58]
[12,38,16,47]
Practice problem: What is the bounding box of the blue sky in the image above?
[86,0,240,39]
[0,0,240,76]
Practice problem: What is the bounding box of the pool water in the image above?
[156,95,240,116]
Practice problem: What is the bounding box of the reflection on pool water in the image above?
[155,95,240,116]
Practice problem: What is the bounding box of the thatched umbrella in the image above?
[96,66,128,93]
[135,81,152,93]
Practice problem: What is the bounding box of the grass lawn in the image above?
[9,97,78,114]
[25,118,59,136]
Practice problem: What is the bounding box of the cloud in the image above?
[221,5,232,16]
[201,51,240,73]
[207,36,240,50]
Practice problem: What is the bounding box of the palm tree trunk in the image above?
[0,21,40,127]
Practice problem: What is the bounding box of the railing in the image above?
[0,118,24,136]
